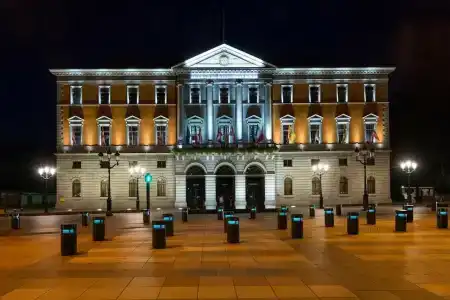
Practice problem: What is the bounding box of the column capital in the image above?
[265,81,273,87]
[177,83,183,87]
[206,80,214,86]
[235,79,243,86]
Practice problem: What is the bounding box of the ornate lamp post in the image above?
[129,165,146,211]
[98,149,120,216]
[312,162,329,209]
[400,160,417,204]
[355,144,375,211]
[38,166,56,213]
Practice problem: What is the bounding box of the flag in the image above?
[101,128,106,146]
[216,128,222,143]
[72,129,76,145]
[186,127,190,144]
[198,127,202,144]
[341,125,347,143]
[371,130,380,143]
[256,126,265,143]
[288,125,296,144]
[229,126,235,144]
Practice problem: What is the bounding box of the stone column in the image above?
[265,172,276,208]
[235,80,243,141]
[177,84,183,142]
[174,174,187,208]
[206,81,214,141]
[235,174,246,209]
[205,174,216,209]
[265,83,273,141]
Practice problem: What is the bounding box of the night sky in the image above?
[2,0,450,195]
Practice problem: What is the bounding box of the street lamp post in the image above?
[355,144,375,211]
[129,165,146,211]
[312,162,329,209]
[38,166,56,214]
[98,148,120,216]
[400,160,417,204]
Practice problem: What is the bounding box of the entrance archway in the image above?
[215,165,236,209]
[245,165,265,211]
[186,165,206,210]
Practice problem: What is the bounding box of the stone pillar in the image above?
[174,174,187,208]
[265,172,276,208]
[177,84,183,142]
[235,174,246,209]
[207,82,214,141]
[236,81,243,141]
[265,83,273,141]
[205,174,216,209]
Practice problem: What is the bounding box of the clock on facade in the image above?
[219,54,229,66]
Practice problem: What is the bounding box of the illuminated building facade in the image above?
[51,44,394,210]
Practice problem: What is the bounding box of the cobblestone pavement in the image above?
[0,209,449,299]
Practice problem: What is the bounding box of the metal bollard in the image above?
[226,216,240,243]
[403,204,414,223]
[162,213,174,236]
[81,212,89,227]
[217,207,224,220]
[152,221,166,249]
[223,211,234,233]
[181,208,188,223]
[61,224,77,256]
[92,217,105,241]
[143,209,150,224]
[277,210,288,230]
[324,207,334,227]
[395,210,407,232]
[11,213,20,230]
[437,208,448,229]
[367,204,376,225]
[309,205,315,218]
[347,212,359,235]
[249,206,256,219]
[291,214,303,239]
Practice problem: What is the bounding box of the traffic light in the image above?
[144,173,152,183]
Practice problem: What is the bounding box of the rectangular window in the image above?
[128,125,139,146]
[71,126,82,145]
[310,124,321,144]
[283,159,293,167]
[248,124,259,142]
[282,125,290,145]
[99,86,110,104]
[156,125,167,145]
[248,87,258,103]
[217,125,230,143]
[337,123,348,144]
[367,157,375,166]
[365,84,375,102]
[364,123,376,143]
[337,85,347,103]
[100,126,111,146]
[157,161,166,168]
[71,86,82,104]
[338,158,347,166]
[127,86,139,104]
[72,161,81,169]
[311,159,320,166]
[219,87,229,104]
[282,86,292,103]
[309,85,320,103]
[156,86,166,104]
[190,87,200,104]
[100,161,110,169]
[189,125,201,144]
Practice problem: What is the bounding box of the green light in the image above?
[145,173,152,183]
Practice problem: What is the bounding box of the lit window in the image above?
[127,86,139,104]
[153,116,169,145]
[309,85,320,103]
[363,114,379,143]
[97,117,112,146]
[70,86,82,105]
[125,116,140,146]
[68,116,83,146]
[246,115,262,143]
[99,86,110,104]
[72,179,81,197]
[155,85,167,104]
[335,114,350,144]
[216,115,233,143]
[364,84,376,102]
[129,178,137,197]
[308,115,323,144]
[186,116,204,144]
[284,177,293,195]
[100,179,108,197]
[280,115,295,145]
[367,176,376,194]
[312,177,321,195]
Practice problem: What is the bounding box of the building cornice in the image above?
[49,69,173,77]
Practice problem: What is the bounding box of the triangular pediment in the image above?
[335,114,351,120]
[363,113,379,120]
[173,44,276,69]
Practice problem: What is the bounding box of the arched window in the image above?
[312,177,321,195]
[100,179,108,197]
[367,176,376,194]
[129,178,137,197]
[157,178,166,197]
[72,179,81,197]
[284,177,293,196]
[339,176,348,194]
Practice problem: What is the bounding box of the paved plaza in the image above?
[1,208,450,299]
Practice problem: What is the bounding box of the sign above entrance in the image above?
[190,72,258,80]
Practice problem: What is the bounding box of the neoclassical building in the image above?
[51,44,394,211]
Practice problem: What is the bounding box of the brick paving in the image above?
[0,209,449,299]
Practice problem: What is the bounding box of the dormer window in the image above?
[364,84,376,102]
[309,85,321,103]
[155,85,167,104]
[281,85,293,103]
[99,86,110,104]
[190,86,201,104]
[68,116,83,146]
[308,114,323,144]
[248,86,259,103]
[70,86,82,105]
[127,86,139,104]
[97,116,112,146]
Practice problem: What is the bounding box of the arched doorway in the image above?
[186,165,206,210]
[245,165,265,211]
[215,165,236,209]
